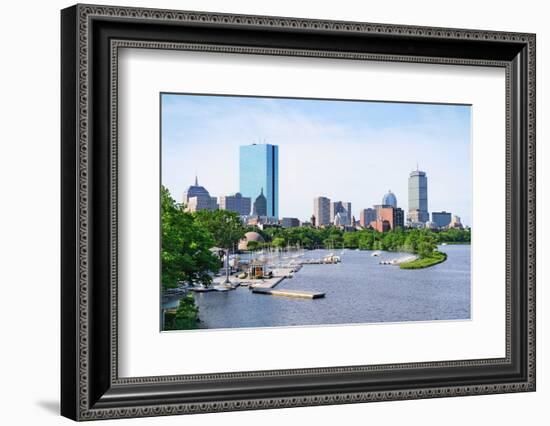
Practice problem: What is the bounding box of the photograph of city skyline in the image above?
[160,93,472,331]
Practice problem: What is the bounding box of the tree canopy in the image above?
[193,209,246,250]
[161,186,220,289]
[239,225,469,259]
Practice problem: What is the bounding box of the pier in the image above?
[247,266,325,299]
[252,287,325,299]
[250,276,286,289]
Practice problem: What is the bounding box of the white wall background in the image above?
[0,0,547,425]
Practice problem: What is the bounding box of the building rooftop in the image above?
[382,190,397,208]
[183,176,211,200]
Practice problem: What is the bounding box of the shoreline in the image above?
[399,250,447,269]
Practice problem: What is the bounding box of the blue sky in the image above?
[161,94,472,226]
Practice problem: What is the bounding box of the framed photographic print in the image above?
[61,4,536,421]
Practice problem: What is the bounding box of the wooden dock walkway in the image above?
[252,288,325,299]
[251,276,286,289]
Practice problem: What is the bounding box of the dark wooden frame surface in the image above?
[61,3,536,421]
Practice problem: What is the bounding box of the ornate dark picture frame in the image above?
[61,3,536,421]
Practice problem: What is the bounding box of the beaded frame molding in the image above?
[61,4,536,421]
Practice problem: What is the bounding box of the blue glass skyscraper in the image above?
[239,144,279,218]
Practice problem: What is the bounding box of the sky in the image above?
[161,93,472,226]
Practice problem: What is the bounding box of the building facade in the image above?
[374,204,390,220]
[393,207,405,229]
[360,208,376,228]
[239,144,279,218]
[370,205,404,232]
[408,168,429,223]
[313,196,331,227]
[281,217,300,228]
[432,211,452,228]
[182,176,218,212]
[333,211,350,227]
[218,192,251,216]
[252,188,267,217]
[449,215,464,229]
[376,206,395,229]
[187,196,218,212]
[371,219,391,233]
[330,201,352,226]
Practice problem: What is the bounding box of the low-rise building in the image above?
[370,219,391,233]
[449,215,464,229]
[281,217,300,228]
[218,192,251,216]
[360,208,376,228]
[369,205,405,232]
[187,195,218,212]
[432,211,452,228]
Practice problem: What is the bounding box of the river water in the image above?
[163,245,470,329]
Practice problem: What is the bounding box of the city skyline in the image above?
[162,93,472,225]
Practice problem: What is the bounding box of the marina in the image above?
[162,245,470,329]
[181,251,341,298]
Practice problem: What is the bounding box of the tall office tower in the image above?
[313,196,331,227]
[239,144,279,218]
[382,190,397,208]
[360,208,377,228]
[218,192,252,216]
[330,201,352,225]
[408,167,429,223]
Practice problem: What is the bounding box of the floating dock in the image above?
[189,287,216,293]
[252,288,325,299]
[250,276,286,289]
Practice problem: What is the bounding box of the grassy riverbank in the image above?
[399,250,447,269]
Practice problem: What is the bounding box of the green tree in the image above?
[261,227,280,242]
[343,232,359,248]
[161,186,220,289]
[357,231,375,250]
[272,236,286,248]
[164,294,200,330]
[246,240,262,251]
[194,209,246,250]
[194,209,246,283]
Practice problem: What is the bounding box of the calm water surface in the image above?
[163,245,470,329]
